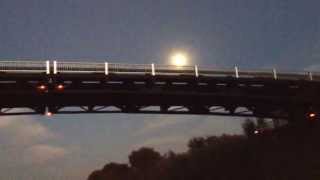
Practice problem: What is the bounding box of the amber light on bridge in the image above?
[308,113,317,118]
[56,84,65,91]
[46,112,53,117]
[37,84,47,91]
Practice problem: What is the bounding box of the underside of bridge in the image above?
[0,73,319,123]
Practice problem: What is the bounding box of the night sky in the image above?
[0,0,319,179]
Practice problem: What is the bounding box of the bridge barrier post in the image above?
[53,61,57,74]
[46,60,50,74]
[309,72,313,81]
[273,68,278,80]
[194,65,199,77]
[151,63,155,76]
[235,66,239,78]
[105,62,109,75]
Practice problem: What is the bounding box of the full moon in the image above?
[170,52,188,66]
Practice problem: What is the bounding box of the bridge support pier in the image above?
[188,106,210,114]
[225,105,237,114]
[122,105,140,113]
[33,106,46,114]
[160,105,169,113]
[146,78,154,88]
[286,105,318,128]
[47,106,57,114]
[88,106,95,112]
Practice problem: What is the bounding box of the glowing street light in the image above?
[170,52,188,66]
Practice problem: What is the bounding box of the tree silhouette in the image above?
[188,137,206,151]
[88,163,130,180]
[88,119,320,180]
[129,147,161,170]
[256,117,268,129]
[242,118,256,137]
[129,147,162,180]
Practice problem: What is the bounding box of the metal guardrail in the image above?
[56,62,105,73]
[109,63,152,74]
[155,65,195,75]
[313,72,320,81]
[237,69,275,78]
[0,60,319,81]
[0,61,49,74]
[198,67,237,77]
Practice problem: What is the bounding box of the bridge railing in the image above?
[0,61,48,73]
[0,60,319,82]
[55,61,105,73]
[313,72,320,81]
[198,67,274,78]
[237,69,275,79]
[198,67,237,78]
[236,69,316,81]
[155,65,195,75]
[108,63,152,74]
[276,71,311,81]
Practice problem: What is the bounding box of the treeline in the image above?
[88,120,320,180]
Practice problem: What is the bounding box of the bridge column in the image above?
[225,105,237,114]
[88,106,95,112]
[146,78,154,88]
[48,106,59,113]
[33,106,46,114]
[288,109,318,130]
[288,105,309,125]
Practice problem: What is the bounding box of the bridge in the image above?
[0,60,319,122]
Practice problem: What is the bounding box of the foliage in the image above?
[88,121,320,180]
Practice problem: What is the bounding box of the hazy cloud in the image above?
[133,135,189,153]
[0,116,55,146]
[305,64,320,71]
[135,115,192,135]
[133,115,244,153]
[0,116,68,165]
[189,116,244,137]
[23,144,69,165]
